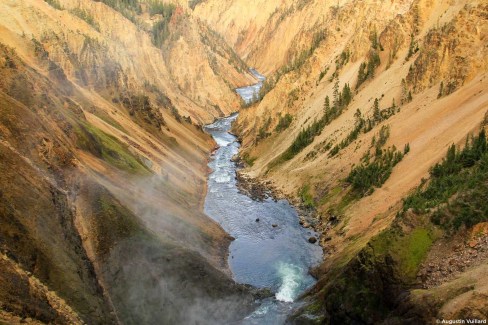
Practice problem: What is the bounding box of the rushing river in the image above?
[203,71,323,324]
[235,69,266,104]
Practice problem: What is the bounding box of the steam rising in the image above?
[87,159,255,323]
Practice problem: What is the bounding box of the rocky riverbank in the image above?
[233,154,323,248]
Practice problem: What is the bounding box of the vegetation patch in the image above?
[151,3,176,47]
[356,29,382,89]
[329,50,350,81]
[370,226,434,280]
[242,152,257,167]
[148,1,176,16]
[318,65,329,82]
[403,129,488,229]
[92,109,126,133]
[91,188,146,256]
[299,184,315,208]
[271,80,353,166]
[188,0,204,10]
[405,34,419,61]
[329,98,399,157]
[70,8,100,31]
[356,50,381,89]
[275,113,293,132]
[346,142,408,197]
[44,0,63,10]
[398,228,433,277]
[257,117,272,142]
[75,122,151,175]
[119,93,166,129]
[99,0,142,23]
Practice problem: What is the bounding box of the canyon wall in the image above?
[0,0,256,323]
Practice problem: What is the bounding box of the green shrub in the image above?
[242,152,257,167]
[275,113,293,132]
[99,0,141,23]
[330,98,399,157]
[151,4,175,47]
[299,184,315,208]
[44,0,63,10]
[274,81,354,163]
[257,117,272,141]
[318,66,329,81]
[347,145,405,196]
[188,0,204,9]
[148,1,176,16]
[70,8,100,31]
[356,50,381,89]
[405,34,419,61]
[403,129,488,229]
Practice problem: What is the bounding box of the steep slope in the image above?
[197,0,488,322]
[194,0,413,74]
[0,0,256,324]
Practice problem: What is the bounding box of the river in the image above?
[235,69,266,104]
[203,71,322,324]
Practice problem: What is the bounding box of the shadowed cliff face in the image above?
[0,0,257,323]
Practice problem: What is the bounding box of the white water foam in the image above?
[245,303,270,318]
[214,174,231,183]
[275,263,302,302]
[215,137,231,147]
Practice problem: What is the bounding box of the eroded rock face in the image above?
[0,106,116,324]
[0,1,257,323]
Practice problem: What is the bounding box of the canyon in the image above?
[0,0,487,324]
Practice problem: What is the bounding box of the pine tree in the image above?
[370,28,379,50]
[354,108,363,127]
[323,95,330,114]
[401,79,408,104]
[356,62,367,89]
[404,143,410,154]
[406,34,416,60]
[438,81,444,98]
[373,98,381,122]
[342,83,352,107]
[333,77,340,108]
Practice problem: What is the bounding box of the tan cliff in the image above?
[0,0,256,323]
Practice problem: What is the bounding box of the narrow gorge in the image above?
[204,77,322,323]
